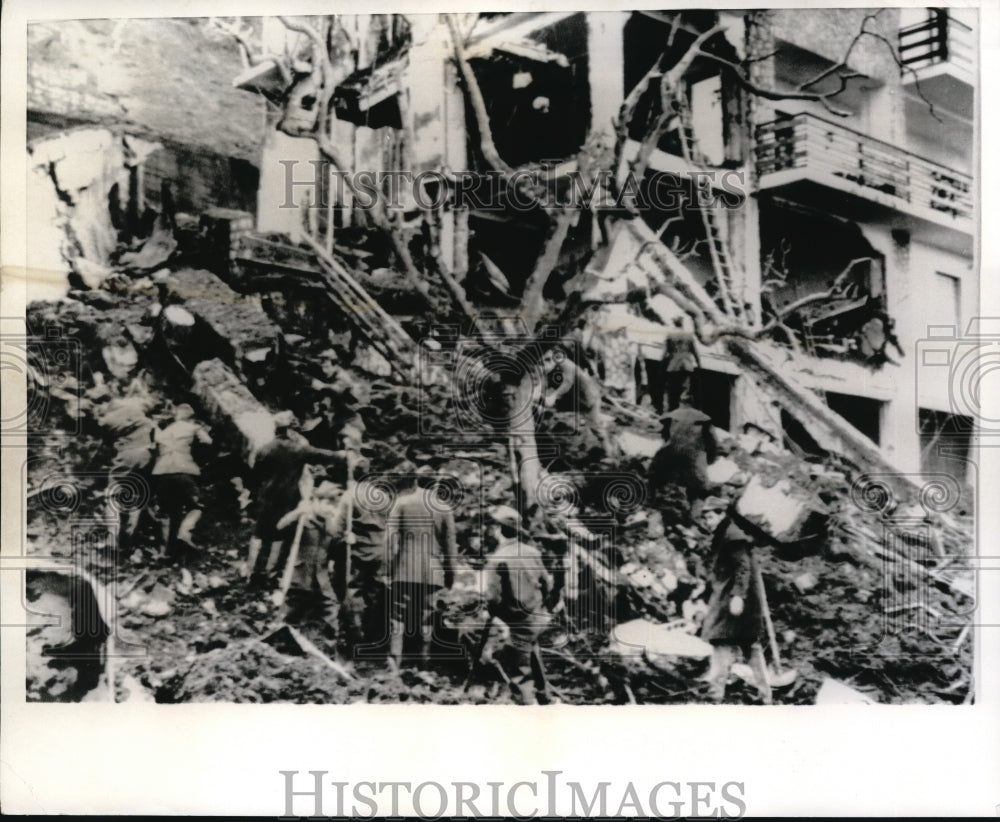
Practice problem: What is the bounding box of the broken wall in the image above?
[26,127,160,301]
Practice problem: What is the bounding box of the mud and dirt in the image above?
[24,276,974,706]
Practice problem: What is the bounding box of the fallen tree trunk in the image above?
[622,218,922,499]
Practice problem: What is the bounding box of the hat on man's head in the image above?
[175,403,195,417]
[487,504,522,529]
[702,495,731,513]
[273,410,296,430]
[313,480,341,500]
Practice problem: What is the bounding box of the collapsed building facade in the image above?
[16,9,979,709]
[240,9,976,484]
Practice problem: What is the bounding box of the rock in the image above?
[658,568,678,591]
[141,583,174,617]
[119,674,155,702]
[736,475,827,543]
[682,599,707,621]
[815,677,875,705]
[141,599,172,618]
[793,572,819,593]
[73,258,115,289]
[610,618,712,659]
[706,457,741,485]
[616,430,661,458]
[69,287,117,309]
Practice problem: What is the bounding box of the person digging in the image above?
[698,504,773,705]
[245,411,346,585]
[273,480,347,641]
[480,505,560,706]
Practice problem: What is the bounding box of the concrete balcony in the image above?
[899,10,975,116]
[755,112,973,254]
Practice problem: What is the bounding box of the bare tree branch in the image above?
[445,13,515,177]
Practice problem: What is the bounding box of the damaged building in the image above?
[242,9,976,483]
[25,18,265,300]
[15,9,979,712]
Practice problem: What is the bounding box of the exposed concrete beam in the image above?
[463,12,579,61]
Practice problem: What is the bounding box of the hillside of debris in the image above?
[28,18,264,161]
[23,210,975,706]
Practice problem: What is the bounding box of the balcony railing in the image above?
[899,9,975,81]
[755,112,973,223]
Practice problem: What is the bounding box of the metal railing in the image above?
[755,112,973,222]
[899,9,975,80]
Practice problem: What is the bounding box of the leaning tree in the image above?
[213,10,934,510]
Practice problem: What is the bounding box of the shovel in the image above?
[271,508,307,609]
[261,510,355,683]
[746,554,798,689]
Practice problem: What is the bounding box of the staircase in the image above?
[232,231,421,380]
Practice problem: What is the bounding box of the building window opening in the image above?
[825,391,882,444]
[919,408,973,485]
[759,202,901,367]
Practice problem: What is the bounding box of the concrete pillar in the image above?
[256,126,320,242]
[868,223,921,472]
[587,12,627,140]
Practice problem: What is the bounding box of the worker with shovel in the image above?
[245,412,346,585]
[273,480,347,640]
[699,503,774,705]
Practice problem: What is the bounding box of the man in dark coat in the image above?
[648,403,718,522]
[245,412,346,583]
[482,505,558,705]
[663,316,700,411]
[385,466,457,670]
[274,480,346,638]
[699,511,772,704]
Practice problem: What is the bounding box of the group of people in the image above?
[240,412,562,704]
[99,380,212,559]
[100,345,776,705]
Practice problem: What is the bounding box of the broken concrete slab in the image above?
[815,677,875,705]
[706,456,742,485]
[793,571,819,593]
[191,358,277,462]
[166,268,279,374]
[610,618,713,659]
[616,429,661,458]
[736,474,827,544]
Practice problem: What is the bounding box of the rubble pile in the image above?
[23,215,974,705]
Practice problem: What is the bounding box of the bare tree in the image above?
[220,10,927,513]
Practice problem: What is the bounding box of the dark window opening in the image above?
[919,408,973,484]
[691,368,733,431]
[780,408,827,460]
[825,391,882,445]
[759,202,899,366]
[623,12,735,164]
[467,13,590,167]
